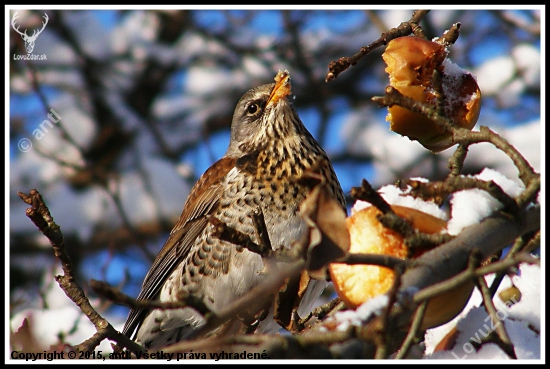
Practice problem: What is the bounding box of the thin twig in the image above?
[173,259,306,343]
[412,252,539,304]
[489,231,540,296]
[210,215,272,258]
[298,297,343,328]
[405,176,521,217]
[338,253,410,270]
[395,300,427,359]
[476,274,517,358]
[17,189,143,353]
[375,265,404,359]
[373,87,539,188]
[326,10,431,82]
[90,279,212,317]
[351,179,393,214]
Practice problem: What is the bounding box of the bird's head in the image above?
[226,70,305,158]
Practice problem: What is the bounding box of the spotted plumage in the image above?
[122,70,345,349]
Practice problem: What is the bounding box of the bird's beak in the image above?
[267,70,291,106]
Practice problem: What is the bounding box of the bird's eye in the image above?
[246,102,261,116]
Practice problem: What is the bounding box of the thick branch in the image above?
[392,205,540,332]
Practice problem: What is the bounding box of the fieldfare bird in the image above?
[122,70,346,349]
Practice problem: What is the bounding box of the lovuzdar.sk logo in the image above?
[11,11,48,60]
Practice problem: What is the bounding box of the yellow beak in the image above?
[267,70,292,106]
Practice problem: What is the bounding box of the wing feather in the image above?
[122,157,237,338]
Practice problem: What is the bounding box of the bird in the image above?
[122,70,346,349]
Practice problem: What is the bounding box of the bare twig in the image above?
[448,143,469,177]
[326,10,431,82]
[351,179,393,214]
[412,252,539,305]
[395,300,427,359]
[298,297,343,328]
[17,189,142,353]
[351,178,452,253]
[489,231,540,296]
[476,274,516,358]
[405,176,521,217]
[338,253,410,270]
[90,280,212,317]
[252,208,274,253]
[171,259,306,344]
[375,265,404,359]
[25,57,84,152]
[373,87,539,188]
[209,215,272,258]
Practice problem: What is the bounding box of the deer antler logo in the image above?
[12,11,49,54]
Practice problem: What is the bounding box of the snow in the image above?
[139,156,192,218]
[323,295,389,332]
[447,168,525,235]
[341,117,430,187]
[61,12,113,60]
[462,120,541,181]
[325,263,541,360]
[473,45,540,108]
[504,263,541,331]
[351,182,448,221]
[342,168,540,360]
[10,157,191,242]
[424,262,541,360]
[474,56,516,96]
[242,55,271,78]
[111,11,159,55]
[350,167,529,237]
[442,58,470,78]
[9,269,120,353]
[511,44,541,89]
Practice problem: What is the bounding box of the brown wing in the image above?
[122,157,237,339]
